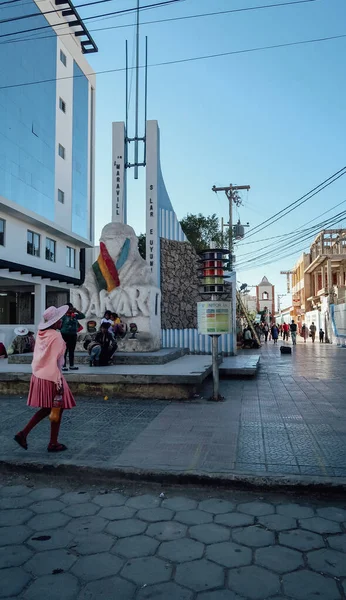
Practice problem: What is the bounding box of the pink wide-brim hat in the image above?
[38,305,69,330]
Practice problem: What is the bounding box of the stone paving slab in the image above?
[0,473,346,600]
[0,343,346,485]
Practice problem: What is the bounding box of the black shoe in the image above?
[62,367,68,372]
[89,360,93,367]
[69,366,79,371]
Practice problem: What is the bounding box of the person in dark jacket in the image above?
[290,320,297,345]
[271,324,279,344]
[87,322,117,366]
[60,303,85,371]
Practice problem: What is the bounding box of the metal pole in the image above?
[228,188,233,271]
[211,335,220,401]
[143,35,148,166]
[125,40,128,139]
[134,0,140,179]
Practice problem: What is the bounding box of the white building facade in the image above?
[0,0,96,345]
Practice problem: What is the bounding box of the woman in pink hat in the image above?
[14,305,76,453]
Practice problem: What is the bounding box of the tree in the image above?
[138,233,146,259]
[180,213,227,253]
[136,212,229,260]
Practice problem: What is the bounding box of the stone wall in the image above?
[160,238,202,329]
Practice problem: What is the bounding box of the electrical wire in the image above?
[0,0,318,44]
[236,211,346,267]
[244,166,346,241]
[0,0,185,25]
[237,208,346,265]
[0,0,186,38]
[0,0,319,44]
[1,31,345,90]
[236,210,346,270]
[235,198,346,256]
[0,0,322,47]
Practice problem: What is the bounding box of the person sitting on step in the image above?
[87,322,117,367]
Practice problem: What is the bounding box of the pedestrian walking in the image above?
[263,323,269,343]
[14,305,76,453]
[271,324,279,344]
[283,322,289,342]
[310,322,317,343]
[61,303,85,371]
[301,324,307,343]
[290,320,297,345]
[319,328,325,343]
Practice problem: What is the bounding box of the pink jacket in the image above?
[32,329,66,386]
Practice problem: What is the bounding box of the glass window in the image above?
[45,237,56,262]
[60,49,67,66]
[0,12,57,223]
[0,219,5,246]
[58,189,65,204]
[59,97,66,113]
[66,246,75,268]
[72,61,89,239]
[58,144,65,159]
[27,230,40,257]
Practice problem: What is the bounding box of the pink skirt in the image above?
[27,375,76,409]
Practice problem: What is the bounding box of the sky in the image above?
[7,0,346,307]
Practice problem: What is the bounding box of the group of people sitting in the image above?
[0,327,35,360]
[0,307,128,369]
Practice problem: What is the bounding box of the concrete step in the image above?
[0,354,214,399]
[8,348,188,366]
[219,355,260,376]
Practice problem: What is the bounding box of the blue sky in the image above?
[53,0,346,303]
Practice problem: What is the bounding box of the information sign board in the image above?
[197,301,231,335]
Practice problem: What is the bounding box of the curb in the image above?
[1,459,346,494]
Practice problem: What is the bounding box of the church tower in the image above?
[256,276,275,318]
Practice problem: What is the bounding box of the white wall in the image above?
[304,310,321,330]
[258,283,274,312]
[0,210,80,280]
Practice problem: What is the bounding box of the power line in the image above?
[1,31,345,91]
[244,166,346,241]
[236,209,346,269]
[236,196,346,264]
[0,0,186,37]
[237,215,345,272]
[0,0,320,46]
[237,208,346,268]
[235,198,346,256]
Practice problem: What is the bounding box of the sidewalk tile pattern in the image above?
[1,483,345,599]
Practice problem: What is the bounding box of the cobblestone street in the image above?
[0,474,346,599]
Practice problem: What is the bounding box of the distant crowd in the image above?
[242,320,324,348]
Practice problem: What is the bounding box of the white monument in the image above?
[72,222,161,351]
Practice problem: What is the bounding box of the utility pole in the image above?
[277,294,286,322]
[280,271,293,293]
[212,184,250,270]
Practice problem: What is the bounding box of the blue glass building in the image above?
[0,0,96,334]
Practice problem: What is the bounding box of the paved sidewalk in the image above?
[0,474,346,599]
[1,343,346,484]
